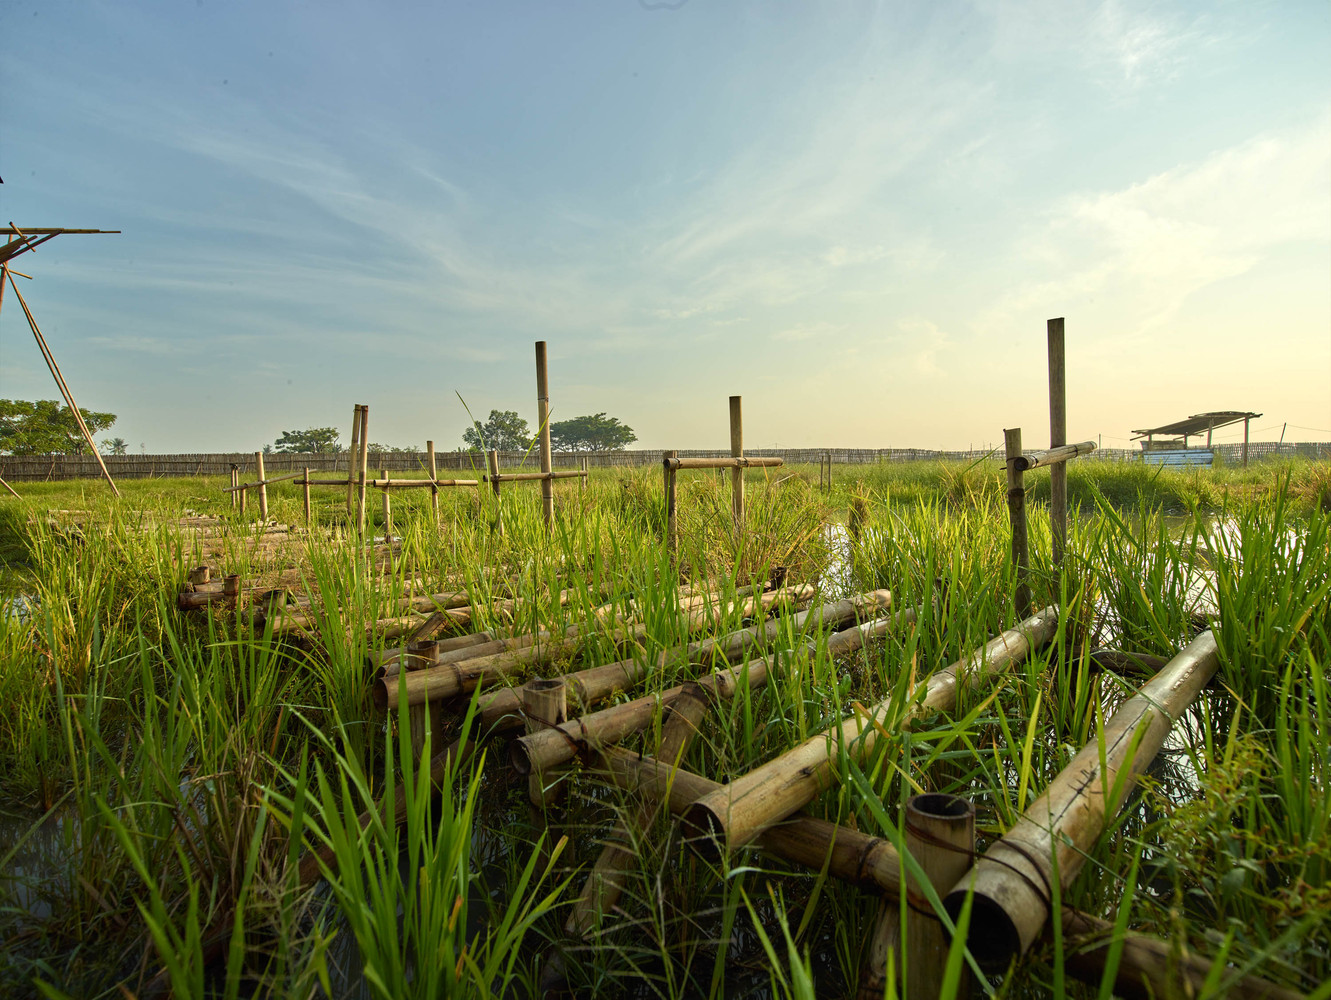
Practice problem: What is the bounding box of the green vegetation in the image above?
[550,412,637,451]
[461,409,533,452]
[0,399,116,455]
[0,457,1326,998]
[273,427,343,453]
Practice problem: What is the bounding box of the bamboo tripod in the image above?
[0,227,122,497]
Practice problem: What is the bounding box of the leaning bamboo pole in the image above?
[346,404,362,517]
[681,607,1059,855]
[427,440,439,524]
[945,630,1219,967]
[4,270,120,496]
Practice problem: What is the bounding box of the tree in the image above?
[274,427,342,453]
[462,410,533,452]
[550,413,636,451]
[102,437,127,455]
[0,399,117,455]
[367,443,418,454]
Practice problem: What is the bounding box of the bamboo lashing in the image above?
[681,607,1059,856]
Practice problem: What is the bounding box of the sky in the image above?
[1,0,1328,454]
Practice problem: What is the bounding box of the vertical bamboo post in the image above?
[535,341,554,529]
[1047,318,1066,567]
[664,450,678,559]
[356,406,370,536]
[427,440,439,525]
[857,900,900,1000]
[239,482,247,516]
[729,395,744,536]
[404,639,440,760]
[580,455,587,493]
[523,677,567,807]
[488,448,503,536]
[223,574,241,598]
[346,404,363,517]
[1005,428,1031,614]
[302,467,311,526]
[1243,415,1251,468]
[230,465,238,508]
[254,451,268,522]
[903,794,975,1000]
[381,471,392,542]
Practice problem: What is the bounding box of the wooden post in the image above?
[357,406,370,536]
[903,794,975,1000]
[230,465,238,508]
[523,677,567,807]
[664,450,678,558]
[426,440,439,525]
[535,341,554,529]
[347,404,363,517]
[580,455,587,493]
[1047,318,1066,567]
[381,471,392,542]
[254,451,268,522]
[239,482,247,516]
[487,448,503,536]
[1243,415,1251,468]
[729,395,744,536]
[1004,428,1031,615]
[223,574,241,598]
[302,467,311,526]
[187,565,211,586]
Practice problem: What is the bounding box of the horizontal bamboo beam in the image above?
[1012,440,1096,472]
[223,469,305,492]
[663,456,784,470]
[681,607,1060,856]
[2,227,121,234]
[485,470,587,483]
[946,630,1219,967]
[366,478,481,488]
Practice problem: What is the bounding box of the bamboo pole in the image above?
[230,465,238,508]
[1243,414,1251,468]
[487,448,502,536]
[536,341,554,529]
[730,395,743,535]
[381,471,392,542]
[404,639,440,761]
[239,482,247,516]
[302,467,311,525]
[664,449,678,558]
[663,456,784,470]
[487,470,587,483]
[903,794,975,1000]
[254,451,268,522]
[580,455,587,493]
[347,404,362,517]
[1047,317,1066,567]
[4,270,120,497]
[1004,428,1031,615]
[427,440,439,525]
[523,677,567,806]
[681,607,1059,856]
[1011,441,1096,472]
[945,631,1219,967]
[357,405,370,535]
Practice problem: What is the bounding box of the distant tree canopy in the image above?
[0,399,116,455]
[367,443,418,454]
[550,413,636,451]
[462,410,533,453]
[274,427,342,453]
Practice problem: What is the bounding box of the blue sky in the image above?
[2,0,1328,452]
